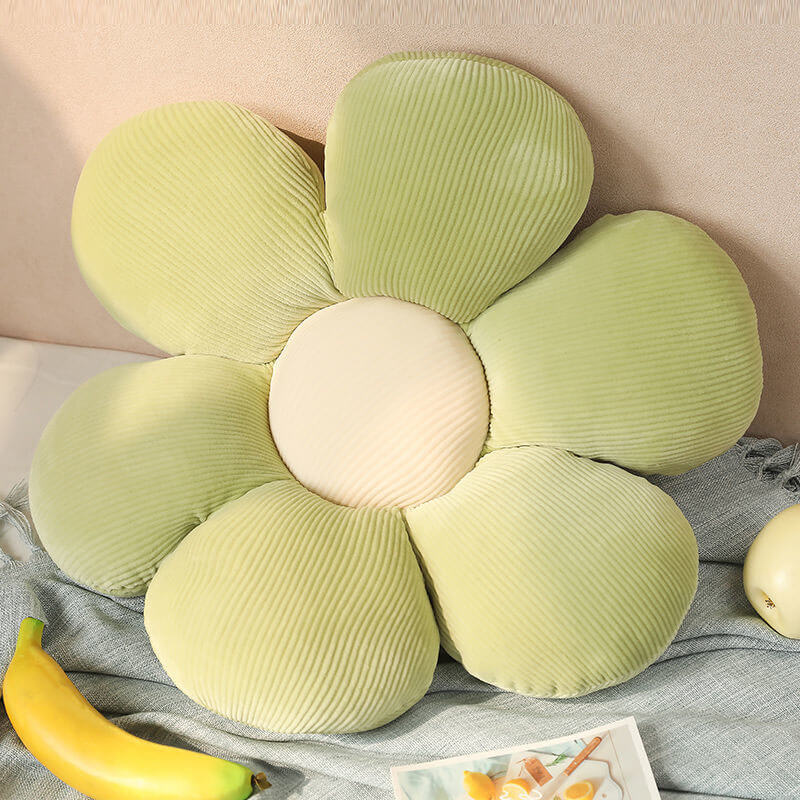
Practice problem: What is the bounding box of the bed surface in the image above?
[2,336,799,798]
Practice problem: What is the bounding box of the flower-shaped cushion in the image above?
[29,52,762,734]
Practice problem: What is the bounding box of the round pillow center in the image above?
[269,296,489,509]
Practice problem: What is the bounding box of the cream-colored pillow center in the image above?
[269,296,489,509]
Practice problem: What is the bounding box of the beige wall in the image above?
[1,25,798,443]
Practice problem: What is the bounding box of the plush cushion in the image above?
[29,356,286,596]
[145,480,439,732]
[467,211,762,475]
[268,296,488,508]
[29,51,762,733]
[405,446,697,696]
[325,53,593,322]
[72,102,342,363]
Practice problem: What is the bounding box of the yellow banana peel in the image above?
[2,617,270,800]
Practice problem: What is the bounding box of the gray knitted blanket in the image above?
[1,437,799,799]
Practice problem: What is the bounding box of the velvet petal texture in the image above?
[72,101,342,362]
[27,53,765,736]
[325,52,594,323]
[467,211,762,475]
[144,480,440,733]
[29,356,286,596]
[405,446,698,697]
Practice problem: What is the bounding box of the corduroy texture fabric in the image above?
[405,446,698,697]
[466,211,763,475]
[3,438,800,799]
[324,52,594,322]
[29,52,764,733]
[29,356,286,596]
[144,480,439,733]
[72,101,343,363]
[268,297,489,508]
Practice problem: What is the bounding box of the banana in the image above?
[2,617,270,800]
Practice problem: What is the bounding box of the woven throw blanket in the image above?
[1,437,799,799]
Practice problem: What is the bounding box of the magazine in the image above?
[391,717,660,800]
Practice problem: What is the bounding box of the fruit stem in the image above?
[252,773,271,792]
[16,617,44,651]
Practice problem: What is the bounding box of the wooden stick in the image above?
[564,737,603,776]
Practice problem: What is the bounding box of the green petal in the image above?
[467,211,762,475]
[144,480,439,733]
[29,356,287,596]
[72,102,342,362]
[405,446,698,697]
[325,52,593,322]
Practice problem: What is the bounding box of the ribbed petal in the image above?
[29,356,287,596]
[144,480,439,733]
[467,211,763,475]
[325,52,593,322]
[405,445,698,697]
[72,102,342,362]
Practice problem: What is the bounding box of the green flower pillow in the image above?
[29,52,762,734]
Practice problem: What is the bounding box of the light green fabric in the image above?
[29,52,763,733]
[30,356,287,596]
[405,445,698,697]
[72,101,342,362]
[466,211,762,475]
[145,480,439,733]
[325,52,593,322]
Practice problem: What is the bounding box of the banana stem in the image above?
[252,773,271,792]
[16,617,44,650]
